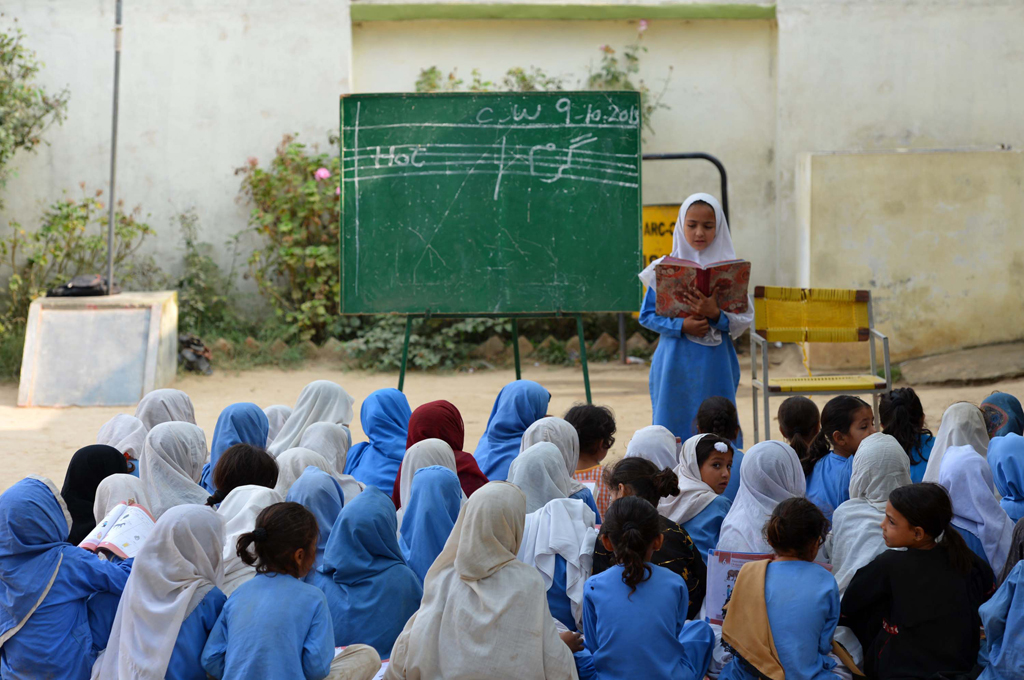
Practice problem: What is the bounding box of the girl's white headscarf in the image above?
[659,434,723,525]
[263,405,292,447]
[939,445,1013,568]
[397,439,463,530]
[922,402,990,483]
[517,498,597,631]
[97,415,148,462]
[272,448,336,497]
[94,504,224,679]
[717,440,805,553]
[624,425,681,471]
[216,485,284,596]
[298,423,363,503]
[518,418,585,496]
[508,442,574,513]
[134,389,197,431]
[140,423,209,518]
[638,193,751,347]
[268,381,355,457]
[93,474,149,524]
[826,433,912,595]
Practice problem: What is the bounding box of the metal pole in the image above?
[511,317,522,381]
[106,0,123,295]
[617,312,627,364]
[576,314,592,405]
[398,316,413,391]
[641,152,729,222]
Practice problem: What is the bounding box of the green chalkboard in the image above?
[339,91,642,315]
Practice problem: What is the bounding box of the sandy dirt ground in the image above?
[2,357,1022,492]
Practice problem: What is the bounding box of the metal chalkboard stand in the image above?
[397,312,593,405]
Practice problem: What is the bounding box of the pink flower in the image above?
[247,156,258,167]
[314,167,331,181]
[335,187,340,196]
[638,19,649,33]
[599,44,614,54]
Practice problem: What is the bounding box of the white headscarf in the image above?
[717,440,805,553]
[263,405,292,447]
[659,434,723,525]
[517,498,597,630]
[385,482,577,680]
[827,433,912,595]
[140,423,208,518]
[268,381,355,456]
[637,193,752,348]
[273,448,336,496]
[939,445,1013,568]
[397,439,463,529]
[298,423,363,503]
[93,474,149,524]
[624,425,681,471]
[922,402,990,483]
[134,389,197,431]
[519,418,585,495]
[94,505,224,679]
[97,415,148,462]
[508,443,574,513]
[217,485,284,596]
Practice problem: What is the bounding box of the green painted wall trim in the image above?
[350,3,776,22]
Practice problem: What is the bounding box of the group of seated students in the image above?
[1,379,1023,680]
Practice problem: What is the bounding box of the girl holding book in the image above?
[638,193,752,445]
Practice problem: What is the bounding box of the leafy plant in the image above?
[237,135,341,343]
[173,209,239,337]
[416,66,565,93]
[347,317,512,371]
[586,33,671,134]
[0,23,71,208]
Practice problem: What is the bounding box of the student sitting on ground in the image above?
[399,466,462,583]
[345,388,413,493]
[60,444,130,545]
[696,396,744,501]
[938,445,1014,570]
[520,417,602,521]
[777,396,820,461]
[803,396,876,521]
[202,402,270,494]
[286,466,346,572]
[472,380,551,481]
[879,387,934,483]
[565,403,618,519]
[921,401,990,482]
[204,443,279,508]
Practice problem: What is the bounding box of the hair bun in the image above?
[251,527,269,542]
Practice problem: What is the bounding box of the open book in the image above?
[79,501,155,559]
[654,257,751,318]
[705,550,832,625]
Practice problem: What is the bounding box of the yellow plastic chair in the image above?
[750,286,891,442]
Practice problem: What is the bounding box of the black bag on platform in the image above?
[46,274,120,297]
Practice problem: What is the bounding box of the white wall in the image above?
[2,0,353,278]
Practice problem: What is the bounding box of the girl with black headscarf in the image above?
[60,444,128,544]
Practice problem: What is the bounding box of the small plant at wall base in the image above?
[174,209,241,338]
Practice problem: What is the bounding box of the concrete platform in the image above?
[18,291,178,407]
[900,341,1024,386]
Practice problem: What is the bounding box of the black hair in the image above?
[888,483,975,575]
[684,199,714,218]
[206,443,279,506]
[696,396,741,442]
[763,497,829,559]
[603,457,679,506]
[602,496,661,594]
[563,403,617,455]
[803,396,871,476]
[236,502,319,577]
[695,435,733,468]
[777,396,820,459]
[879,388,932,466]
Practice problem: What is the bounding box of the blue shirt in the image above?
[805,452,853,521]
[909,433,935,484]
[201,573,335,680]
[723,449,744,502]
[583,564,714,680]
[683,494,731,564]
[548,555,575,632]
[345,389,413,492]
[472,380,551,481]
[167,588,226,680]
[979,561,1024,679]
[953,524,989,567]
[570,487,601,524]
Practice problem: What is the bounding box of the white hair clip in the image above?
[714,442,729,453]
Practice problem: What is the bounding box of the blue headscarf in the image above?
[984,393,1024,438]
[0,477,72,644]
[990,433,1024,523]
[473,380,550,481]
[345,389,412,492]
[201,403,270,493]
[286,466,345,569]
[399,466,462,583]
[317,486,422,657]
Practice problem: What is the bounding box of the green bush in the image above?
[347,317,512,371]
[173,209,240,338]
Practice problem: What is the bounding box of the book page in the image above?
[707,261,751,313]
[79,503,127,551]
[705,550,772,625]
[372,661,389,680]
[98,504,155,559]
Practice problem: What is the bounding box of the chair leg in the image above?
[872,393,880,430]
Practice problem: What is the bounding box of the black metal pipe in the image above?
[641,152,729,222]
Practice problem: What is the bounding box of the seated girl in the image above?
[202,402,270,493]
[520,417,601,521]
[879,387,934,483]
[399,466,463,583]
[565,403,617,519]
[803,395,876,522]
[777,395,820,461]
[988,433,1024,523]
[922,401,990,482]
[720,498,841,680]
[472,380,551,481]
[583,496,715,680]
[938,445,1014,570]
[286,466,346,572]
[204,443,279,508]
[979,540,1024,678]
[696,397,744,501]
[345,388,413,493]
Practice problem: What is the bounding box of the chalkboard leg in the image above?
[398,316,413,392]
[511,318,522,381]
[618,313,627,364]
[576,314,593,405]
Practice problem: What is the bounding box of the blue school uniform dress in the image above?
[0,478,131,680]
[721,561,840,680]
[908,433,936,484]
[167,588,227,680]
[201,403,270,493]
[571,487,601,523]
[640,289,744,448]
[806,452,853,521]
[953,525,990,565]
[989,433,1024,523]
[312,486,422,657]
[286,467,346,573]
[345,389,413,492]
[473,380,551,481]
[723,449,744,502]
[683,494,731,564]
[979,560,1024,679]
[546,555,576,632]
[582,564,715,680]
[398,466,461,583]
[201,573,335,680]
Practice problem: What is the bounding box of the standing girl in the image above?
[879,388,935,483]
[803,395,875,521]
[582,496,715,680]
[638,193,752,446]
